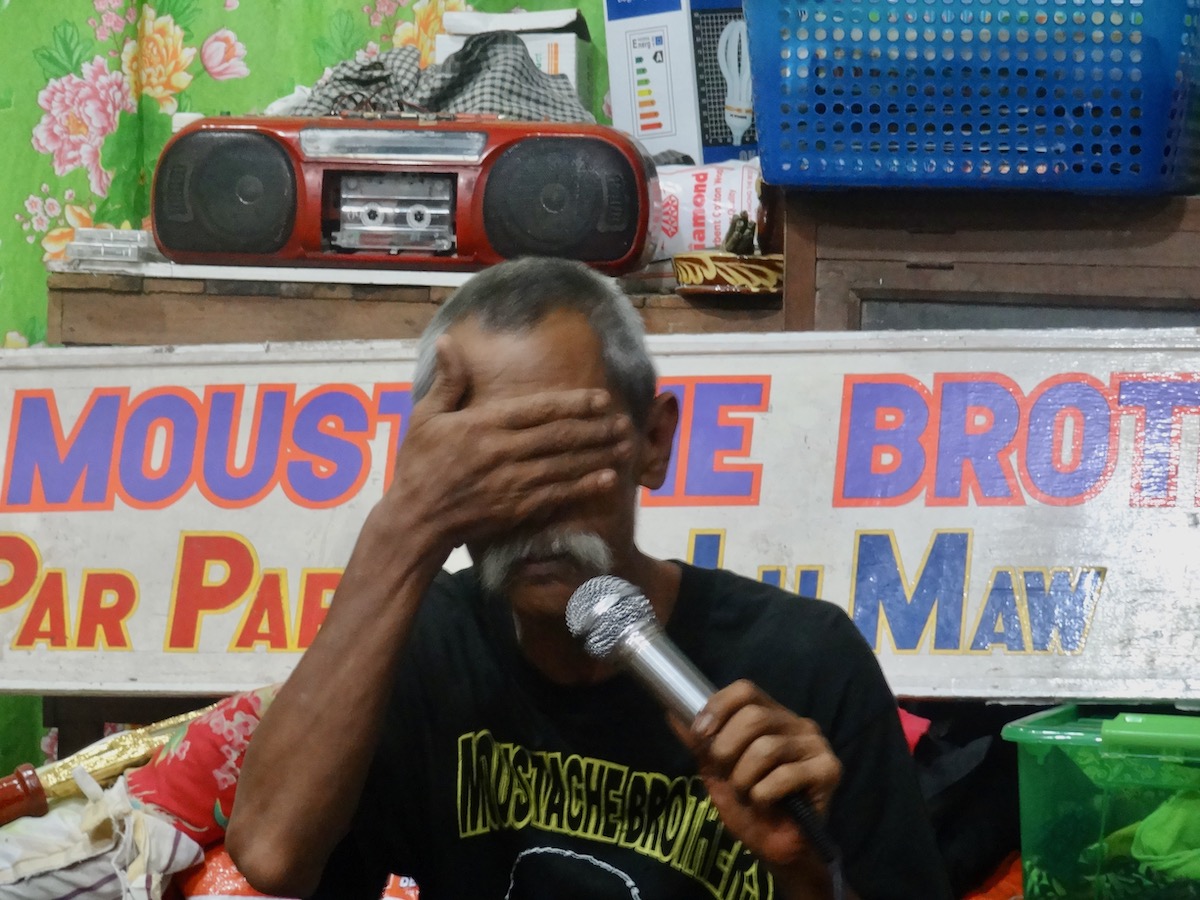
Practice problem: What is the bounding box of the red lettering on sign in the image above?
[13,570,70,649]
[166,533,258,651]
[76,571,137,650]
[296,569,341,650]
[231,569,292,651]
[0,533,40,613]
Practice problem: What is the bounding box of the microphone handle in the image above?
[780,791,842,867]
[616,621,713,723]
[616,624,843,867]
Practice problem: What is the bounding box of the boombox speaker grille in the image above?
[153,130,297,255]
[483,137,641,263]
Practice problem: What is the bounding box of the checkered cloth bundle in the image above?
[295,31,595,123]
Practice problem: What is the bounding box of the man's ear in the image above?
[637,391,680,490]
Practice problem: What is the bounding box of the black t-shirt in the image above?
[313,563,953,899]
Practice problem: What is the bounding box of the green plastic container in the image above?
[1002,705,1200,899]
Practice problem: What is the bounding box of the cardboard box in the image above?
[434,33,588,95]
[604,0,757,165]
[433,10,592,103]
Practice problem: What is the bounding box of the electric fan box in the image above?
[603,0,757,165]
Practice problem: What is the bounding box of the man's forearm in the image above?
[226,505,446,897]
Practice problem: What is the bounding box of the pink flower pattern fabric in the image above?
[201,29,250,81]
[125,684,279,848]
[31,56,134,196]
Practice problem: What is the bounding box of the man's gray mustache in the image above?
[478,528,613,593]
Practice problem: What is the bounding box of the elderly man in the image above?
[227,257,952,900]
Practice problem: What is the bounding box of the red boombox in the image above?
[151,114,661,275]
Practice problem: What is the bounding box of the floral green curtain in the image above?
[0,0,608,348]
[0,0,606,771]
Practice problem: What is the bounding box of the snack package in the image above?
[174,845,287,898]
[383,874,421,898]
[174,845,420,899]
[655,159,762,259]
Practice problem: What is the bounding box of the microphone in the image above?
[565,575,844,872]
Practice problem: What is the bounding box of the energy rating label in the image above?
[626,28,676,138]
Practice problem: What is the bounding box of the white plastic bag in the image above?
[0,772,202,900]
[654,158,762,259]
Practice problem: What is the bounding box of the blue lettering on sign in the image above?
[118,393,199,506]
[644,377,768,507]
[203,388,289,505]
[1024,380,1112,502]
[373,386,414,493]
[683,530,1103,655]
[851,531,969,652]
[3,391,123,508]
[688,531,724,569]
[0,382,411,512]
[1024,568,1105,653]
[836,378,930,503]
[970,569,1026,651]
[836,371,1200,509]
[969,567,1106,653]
[376,389,412,440]
[1117,379,1200,505]
[934,379,1021,503]
[685,381,764,499]
[286,389,370,506]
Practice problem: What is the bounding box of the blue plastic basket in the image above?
[744,0,1200,193]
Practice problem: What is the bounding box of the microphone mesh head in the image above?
[565,575,655,660]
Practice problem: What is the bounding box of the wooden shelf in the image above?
[47,192,1200,345]
[46,271,785,346]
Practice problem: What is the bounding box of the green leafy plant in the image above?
[24,316,47,346]
[33,21,92,80]
[314,10,370,68]
[93,95,174,227]
[154,0,201,40]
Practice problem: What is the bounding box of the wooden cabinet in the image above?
[782,191,1200,331]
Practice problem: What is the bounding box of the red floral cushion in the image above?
[126,685,279,847]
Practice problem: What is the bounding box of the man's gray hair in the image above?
[412,257,658,424]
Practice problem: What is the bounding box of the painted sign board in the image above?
[2,330,1198,701]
